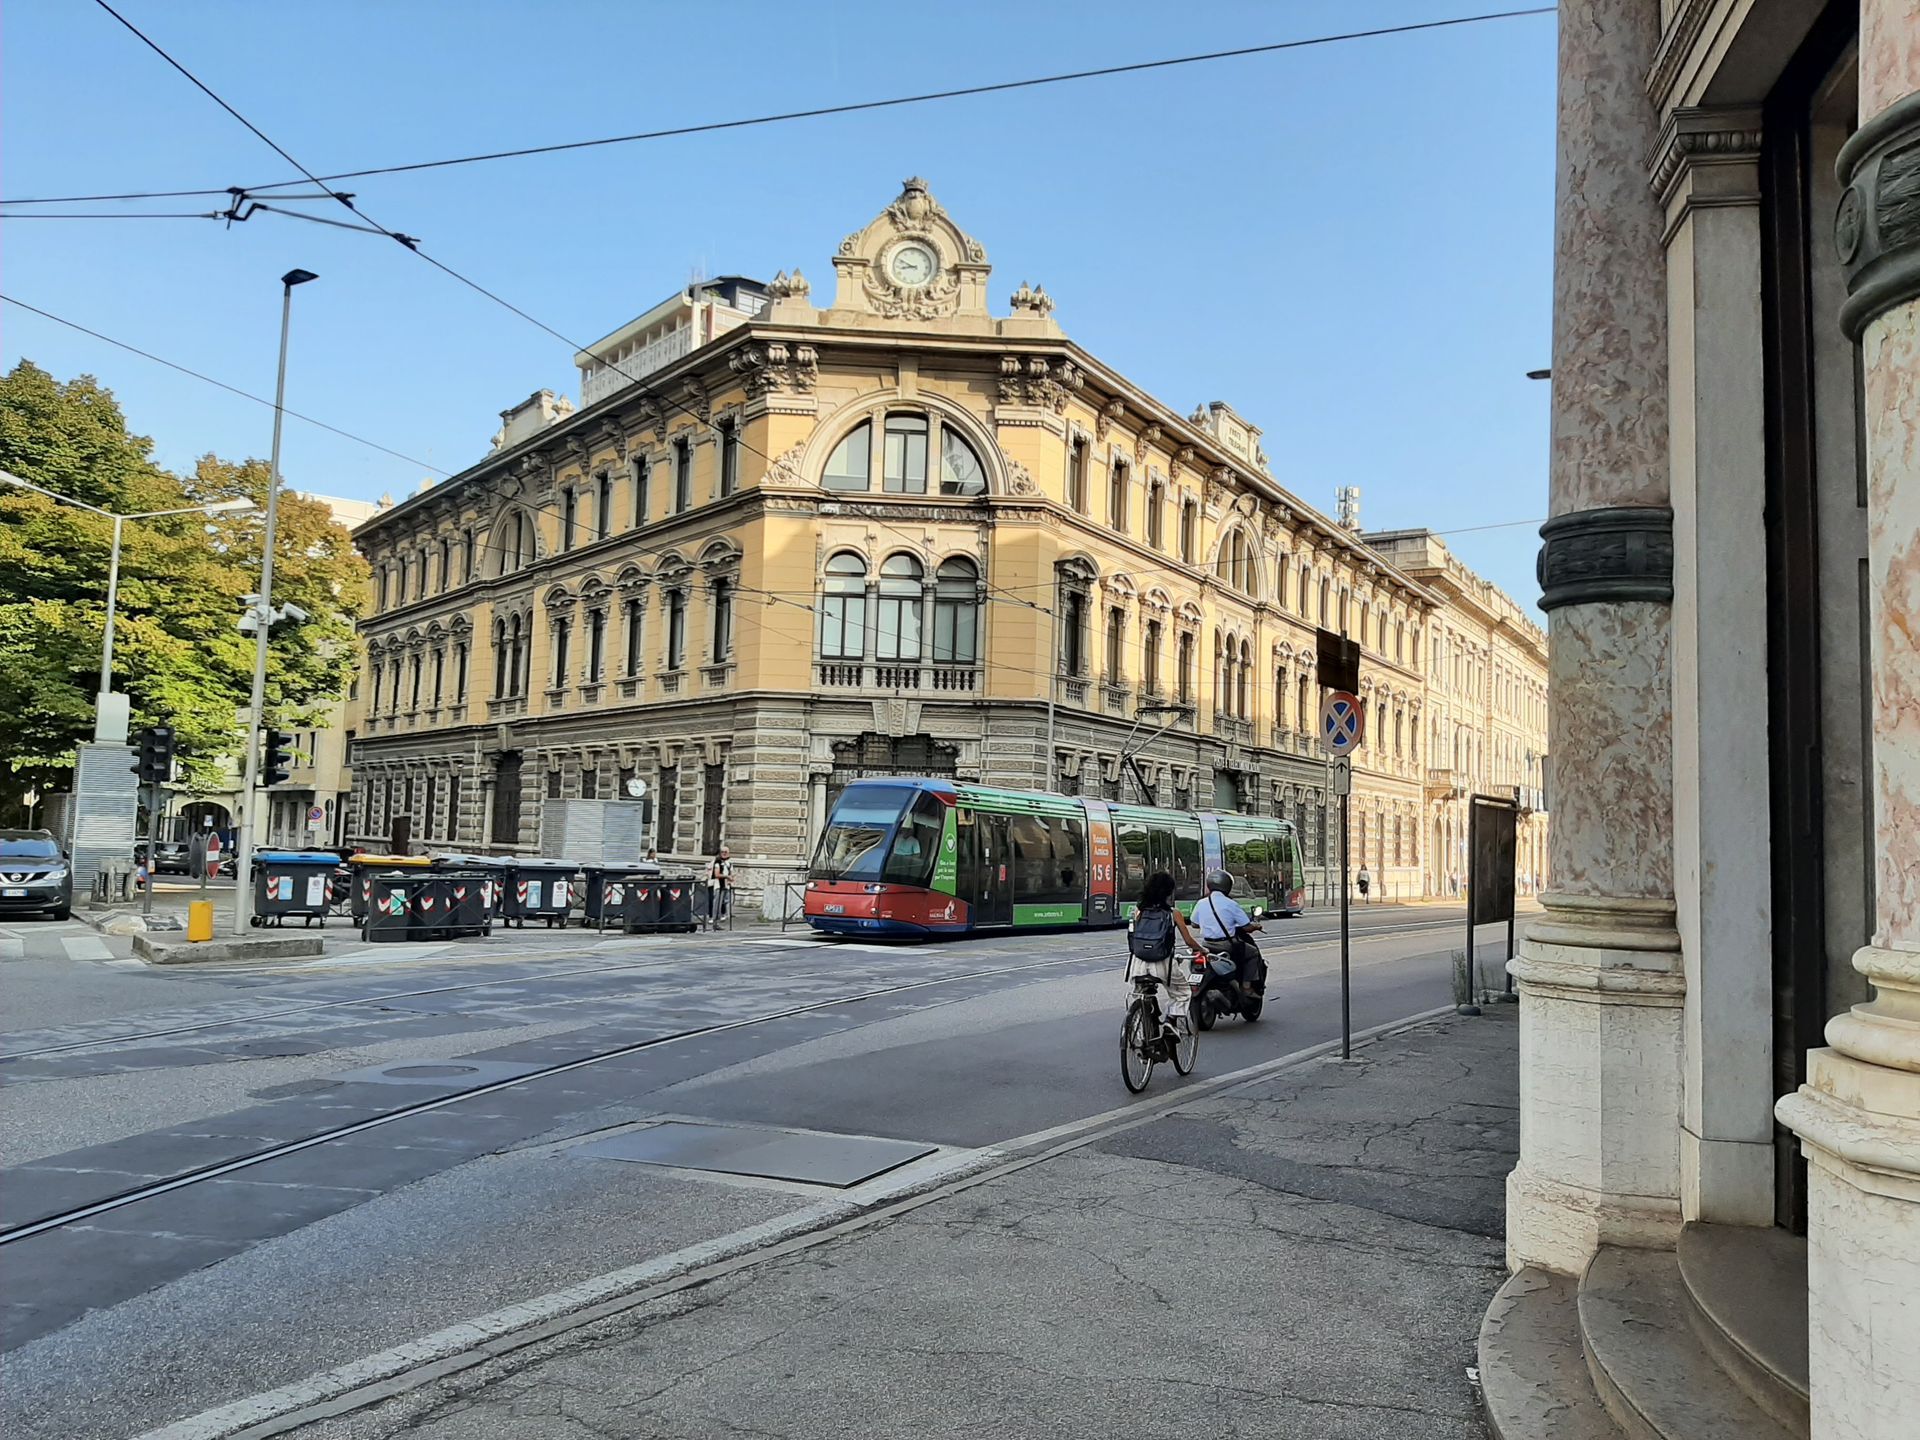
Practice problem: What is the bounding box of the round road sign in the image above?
[1321,690,1365,757]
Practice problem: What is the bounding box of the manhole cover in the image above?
[386,1064,479,1078]
[574,1121,936,1188]
[330,1059,541,1087]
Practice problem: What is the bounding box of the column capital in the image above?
[1647,106,1764,238]
[1836,89,1920,340]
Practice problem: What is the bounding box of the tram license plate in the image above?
[822,903,844,914]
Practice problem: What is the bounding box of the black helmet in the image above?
[1205,869,1233,895]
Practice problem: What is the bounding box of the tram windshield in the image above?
[811,785,915,881]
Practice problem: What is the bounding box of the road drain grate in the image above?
[572,1121,936,1188]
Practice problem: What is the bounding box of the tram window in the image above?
[1009,814,1088,906]
[812,785,913,881]
[1221,827,1274,898]
[882,793,944,886]
[1115,819,1150,900]
[1172,825,1205,900]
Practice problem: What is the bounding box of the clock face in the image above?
[889,243,937,288]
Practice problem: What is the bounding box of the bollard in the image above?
[187,900,214,942]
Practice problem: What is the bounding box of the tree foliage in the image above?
[0,361,368,798]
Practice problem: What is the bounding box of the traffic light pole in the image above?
[142,779,162,918]
[232,280,299,935]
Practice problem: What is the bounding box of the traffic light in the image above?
[262,728,296,787]
[131,725,176,784]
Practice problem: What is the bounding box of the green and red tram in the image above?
[803,778,1305,938]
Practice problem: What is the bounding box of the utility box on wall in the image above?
[539,799,651,867]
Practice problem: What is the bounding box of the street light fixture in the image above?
[233,267,318,935]
[0,469,255,738]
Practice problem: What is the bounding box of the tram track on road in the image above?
[0,916,1464,1066]
[0,949,1138,1247]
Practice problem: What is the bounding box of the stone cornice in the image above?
[1644,0,1720,112]
[1646,106,1764,237]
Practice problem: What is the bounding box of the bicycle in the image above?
[1120,952,1198,1093]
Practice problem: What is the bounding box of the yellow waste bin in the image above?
[187,900,214,942]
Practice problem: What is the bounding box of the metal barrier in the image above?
[780,879,810,931]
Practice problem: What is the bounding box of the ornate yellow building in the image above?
[347,179,1546,902]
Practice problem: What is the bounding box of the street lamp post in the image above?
[233,268,318,936]
[0,469,255,740]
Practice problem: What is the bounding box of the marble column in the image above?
[1654,107,1779,1226]
[1778,11,1920,1436]
[1506,0,1686,1274]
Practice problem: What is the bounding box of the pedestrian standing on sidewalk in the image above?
[704,846,734,928]
[1357,865,1372,903]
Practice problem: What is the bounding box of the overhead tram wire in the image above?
[0,295,451,476]
[14,7,1556,207]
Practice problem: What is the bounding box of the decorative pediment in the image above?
[830,178,992,322]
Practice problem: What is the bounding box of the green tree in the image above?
[0,361,367,805]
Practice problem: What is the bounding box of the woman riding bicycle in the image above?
[1132,871,1204,1018]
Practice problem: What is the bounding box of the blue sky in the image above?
[2,1,1557,607]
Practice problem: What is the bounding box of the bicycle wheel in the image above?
[1170,1011,1199,1074]
[1121,1000,1156,1093]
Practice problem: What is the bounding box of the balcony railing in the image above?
[1058,673,1090,707]
[580,326,694,406]
[1101,682,1131,715]
[818,662,984,694]
[487,697,527,719]
[1426,767,1469,798]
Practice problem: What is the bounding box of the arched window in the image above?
[933,558,980,664]
[940,428,986,496]
[1215,529,1255,595]
[820,552,867,658]
[876,554,923,660]
[824,424,871,491]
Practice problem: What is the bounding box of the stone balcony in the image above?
[1426,766,1470,798]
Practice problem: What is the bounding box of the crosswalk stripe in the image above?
[61,934,114,961]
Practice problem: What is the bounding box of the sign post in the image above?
[1320,690,1364,1059]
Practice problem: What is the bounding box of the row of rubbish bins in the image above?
[245,850,705,942]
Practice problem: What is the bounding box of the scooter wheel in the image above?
[1242,996,1263,1023]
[1194,997,1216,1031]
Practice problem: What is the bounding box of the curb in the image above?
[136,1002,1462,1439]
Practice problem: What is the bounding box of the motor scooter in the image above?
[1190,931,1266,1028]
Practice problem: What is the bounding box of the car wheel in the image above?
[50,906,71,922]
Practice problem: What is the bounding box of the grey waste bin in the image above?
[252,850,336,928]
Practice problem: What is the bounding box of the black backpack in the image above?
[1129,905,1176,963]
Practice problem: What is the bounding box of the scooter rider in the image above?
[1196,869,1264,1003]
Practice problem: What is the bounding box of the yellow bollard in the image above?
[187,900,214,942]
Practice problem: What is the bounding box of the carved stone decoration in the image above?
[1134,424,1161,465]
[1204,466,1233,509]
[1095,398,1125,441]
[999,454,1039,497]
[1009,280,1055,316]
[1170,446,1197,481]
[863,263,961,321]
[1536,505,1675,610]
[763,443,809,489]
[682,379,712,426]
[1834,90,1920,339]
[767,268,812,299]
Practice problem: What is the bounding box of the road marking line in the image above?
[132,1001,1458,1440]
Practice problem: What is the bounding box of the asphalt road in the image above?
[0,903,1509,1440]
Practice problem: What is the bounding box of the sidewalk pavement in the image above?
[301,1007,1518,1440]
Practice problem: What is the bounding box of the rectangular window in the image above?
[702,764,724,853]
[876,586,922,661]
[710,580,733,659]
[547,769,563,800]
[1108,459,1127,531]
[632,459,649,527]
[454,643,468,701]
[821,590,866,660]
[666,591,686,670]
[1177,632,1194,702]
[1143,620,1162,694]
[432,651,445,708]
[673,439,692,512]
[464,529,476,581]
[719,423,739,497]
[587,609,605,681]
[882,415,929,494]
[1147,483,1164,548]
[490,753,521,845]
[932,588,976,664]
[1062,592,1085,675]
[562,487,578,550]
[1067,438,1088,512]
[1105,605,1124,678]
[624,602,643,676]
[1179,500,1196,563]
[596,472,611,539]
[1009,814,1088,907]
[438,538,450,593]
[423,776,438,841]
[551,615,571,689]
[371,665,383,713]
[580,765,597,800]
[656,766,677,851]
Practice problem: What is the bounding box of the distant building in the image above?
[346,179,1548,907]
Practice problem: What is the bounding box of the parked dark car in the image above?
[133,840,192,875]
[0,830,74,920]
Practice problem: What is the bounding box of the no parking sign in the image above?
[1320,690,1364,756]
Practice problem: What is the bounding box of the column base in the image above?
[1507,891,1686,1276]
